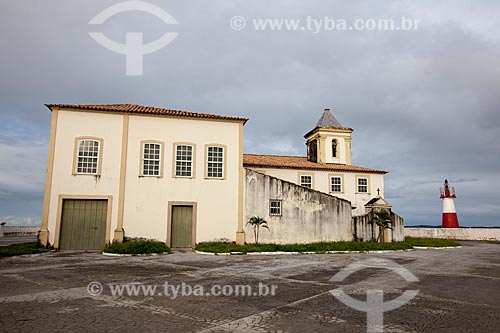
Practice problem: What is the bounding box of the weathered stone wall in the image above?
[391,212,405,242]
[244,169,353,244]
[352,210,405,242]
[352,211,375,241]
[1,226,40,237]
[405,228,500,241]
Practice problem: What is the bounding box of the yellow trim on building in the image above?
[297,171,315,188]
[166,201,197,248]
[115,115,129,242]
[328,173,345,194]
[345,137,352,165]
[236,123,245,245]
[72,136,104,176]
[171,142,197,179]
[355,174,371,194]
[39,107,59,246]
[139,139,165,178]
[204,143,227,180]
[54,194,113,249]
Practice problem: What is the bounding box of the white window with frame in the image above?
[175,144,194,177]
[330,176,342,193]
[76,139,100,175]
[142,142,161,176]
[270,200,282,216]
[300,175,312,188]
[357,177,369,193]
[206,146,224,178]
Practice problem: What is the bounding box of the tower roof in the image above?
[316,108,344,128]
[304,108,352,139]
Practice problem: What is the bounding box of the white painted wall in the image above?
[247,167,384,215]
[123,115,241,243]
[48,111,123,246]
[2,226,39,236]
[405,228,500,241]
[244,169,353,244]
[47,110,242,247]
[324,135,347,164]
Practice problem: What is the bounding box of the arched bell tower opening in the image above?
[307,139,318,163]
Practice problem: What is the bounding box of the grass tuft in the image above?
[404,237,461,247]
[195,241,414,254]
[196,238,461,254]
[103,240,170,255]
[0,242,51,257]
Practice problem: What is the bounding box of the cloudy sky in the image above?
[1,0,499,227]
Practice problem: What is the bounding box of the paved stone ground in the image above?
[0,241,499,332]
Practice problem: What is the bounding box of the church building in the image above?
[244,109,387,216]
[39,104,401,250]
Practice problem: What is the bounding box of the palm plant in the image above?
[370,209,392,242]
[246,216,270,244]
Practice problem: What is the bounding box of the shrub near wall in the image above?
[104,240,170,255]
[196,238,460,254]
[196,241,414,254]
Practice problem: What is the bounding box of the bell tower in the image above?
[304,108,353,165]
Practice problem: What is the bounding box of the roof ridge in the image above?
[44,104,248,123]
[243,154,388,174]
[243,153,306,158]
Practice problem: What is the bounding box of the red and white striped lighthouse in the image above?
[440,179,459,228]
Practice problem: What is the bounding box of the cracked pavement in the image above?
[1,241,499,332]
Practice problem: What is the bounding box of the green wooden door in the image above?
[59,199,107,250]
[171,206,193,248]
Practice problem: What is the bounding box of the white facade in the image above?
[46,111,123,247]
[248,167,384,215]
[245,108,387,216]
[244,169,354,244]
[122,115,241,242]
[40,106,245,249]
[39,105,391,249]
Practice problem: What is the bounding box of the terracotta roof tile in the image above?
[243,154,388,174]
[45,104,248,123]
[247,168,352,204]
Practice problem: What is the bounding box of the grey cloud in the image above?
[0,0,499,226]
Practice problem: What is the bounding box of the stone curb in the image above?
[102,252,170,257]
[194,249,416,256]
[412,246,463,249]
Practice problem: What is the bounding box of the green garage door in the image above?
[171,206,193,248]
[59,199,107,250]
